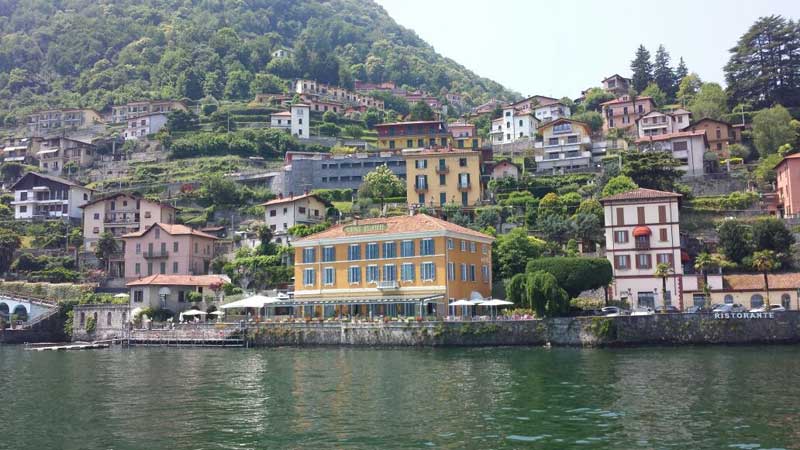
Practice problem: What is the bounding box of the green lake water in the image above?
[1,345,798,449]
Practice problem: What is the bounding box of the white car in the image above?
[601,306,628,317]
[750,304,786,312]
[712,303,746,313]
[631,307,655,316]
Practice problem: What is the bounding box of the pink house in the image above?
[122,223,218,280]
[775,153,800,217]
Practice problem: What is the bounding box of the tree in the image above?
[409,101,435,121]
[254,225,275,256]
[694,252,731,308]
[506,273,528,307]
[343,125,363,139]
[494,227,543,280]
[358,164,405,210]
[572,213,603,252]
[630,45,653,93]
[653,45,676,100]
[165,110,199,133]
[363,108,383,128]
[724,15,800,110]
[583,87,616,112]
[571,111,603,133]
[717,219,753,264]
[95,232,118,273]
[322,110,339,123]
[641,83,667,107]
[0,230,21,274]
[751,217,795,257]
[752,105,796,156]
[676,73,702,106]
[653,262,674,310]
[674,57,689,85]
[752,249,779,307]
[602,175,639,197]
[688,83,728,120]
[318,122,341,137]
[525,270,570,317]
[526,257,613,300]
[537,192,565,220]
[622,151,683,192]
[0,162,24,184]
[224,70,254,100]
[249,73,286,95]
[538,215,573,251]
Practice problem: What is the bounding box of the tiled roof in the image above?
[261,193,331,207]
[600,96,654,106]
[775,152,800,168]
[79,192,176,209]
[126,274,228,287]
[375,121,445,127]
[600,188,682,202]
[272,111,291,116]
[602,74,629,82]
[635,130,707,143]
[723,273,800,291]
[10,171,87,190]
[539,117,591,132]
[121,223,219,239]
[294,213,494,242]
[690,117,732,127]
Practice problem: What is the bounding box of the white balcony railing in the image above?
[377,281,398,289]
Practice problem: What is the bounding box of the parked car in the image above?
[712,304,746,313]
[750,304,786,312]
[686,306,703,313]
[601,306,628,317]
[656,306,681,314]
[631,307,655,316]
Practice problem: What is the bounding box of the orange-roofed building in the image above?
[121,223,218,280]
[775,153,800,217]
[126,274,229,313]
[635,130,708,176]
[601,95,656,133]
[402,147,483,208]
[291,213,494,318]
[681,273,800,311]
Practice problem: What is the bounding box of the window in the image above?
[173,262,179,273]
[348,244,361,260]
[469,242,476,253]
[482,245,488,255]
[366,265,379,283]
[323,267,335,285]
[659,228,668,242]
[93,213,100,220]
[447,262,455,280]
[159,262,166,274]
[750,294,764,309]
[298,207,306,214]
[614,255,630,269]
[460,240,467,251]
[439,192,447,205]
[459,158,467,167]
[439,174,446,186]
[420,238,434,256]
[469,265,476,281]
[173,242,179,252]
[415,159,428,169]
[636,254,652,269]
[447,239,454,250]
[656,253,672,266]
[460,263,467,281]
[637,292,655,309]
[383,264,396,281]
[421,262,435,281]
[614,231,629,243]
[781,294,791,309]
[616,208,625,225]
[348,266,361,284]
[147,262,153,276]
[269,209,277,217]
[133,290,143,303]
[303,268,315,286]
[481,265,490,283]
[401,263,415,281]
[637,207,645,224]
[135,263,141,275]
[178,291,186,303]
[366,242,379,259]
[302,248,316,263]
[383,242,396,258]
[155,228,160,239]
[401,240,414,257]
[658,205,667,223]
[673,141,688,151]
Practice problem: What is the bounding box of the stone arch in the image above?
[0,302,9,319]
[12,304,28,321]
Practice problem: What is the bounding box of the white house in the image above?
[270,104,310,139]
[635,130,707,177]
[261,193,330,245]
[532,100,571,123]
[601,188,684,310]
[490,107,539,145]
[10,172,92,220]
[636,110,692,137]
[124,113,169,140]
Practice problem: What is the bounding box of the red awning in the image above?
[632,226,651,237]
[681,250,690,262]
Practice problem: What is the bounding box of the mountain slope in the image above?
[0,0,517,124]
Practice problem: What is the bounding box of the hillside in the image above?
[0,0,518,125]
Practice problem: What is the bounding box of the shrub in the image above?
[85,315,96,333]
[525,257,613,299]
[186,291,203,303]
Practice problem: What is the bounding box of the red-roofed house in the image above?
[601,95,656,133]
[601,74,631,98]
[601,188,684,310]
[121,223,219,280]
[127,274,229,313]
[635,130,708,176]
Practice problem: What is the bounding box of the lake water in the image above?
[1,345,798,449]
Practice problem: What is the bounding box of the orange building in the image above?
[601,95,656,133]
[291,214,494,318]
[688,118,743,157]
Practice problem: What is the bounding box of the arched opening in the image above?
[750,295,764,309]
[724,295,734,304]
[0,303,9,321]
[107,312,112,327]
[12,305,28,322]
[80,312,86,327]
[122,312,127,324]
[93,312,98,323]
[781,294,791,309]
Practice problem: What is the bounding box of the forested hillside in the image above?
[0,0,517,125]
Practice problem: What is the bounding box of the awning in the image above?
[36,149,59,155]
[274,294,444,307]
[633,226,652,237]
[3,156,25,162]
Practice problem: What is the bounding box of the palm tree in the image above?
[752,250,779,309]
[654,262,674,311]
[693,252,732,310]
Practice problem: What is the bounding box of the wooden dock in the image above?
[26,342,110,351]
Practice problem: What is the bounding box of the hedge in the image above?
[0,281,95,302]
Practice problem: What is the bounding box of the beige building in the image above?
[636,109,691,137]
[27,109,103,136]
[534,118,593,173]
[403,148,483,208]
[682,273,800,310]
[601,188,684,309]
[111,100,187,124]
[601,96,656,133]
[36,136,95,176]
[122,223,218,281]
[127,274,228,314]
[261,193,330,245]
[601,74,631,98]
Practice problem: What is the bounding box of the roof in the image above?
[723,273,800,291]
[375,121,445,127]
[600,96,654,106]
[539,117,591,133]
[121,223,219,239]
[79,192,176,209]
[261,192,331,207]
[402,147,480,157]
[126,274,228,287]
[600,188,682,203]
[602,74,630,83]
[774,152,800,169]
[9,171,87,191]
[690,117,733,128]
[272,111,292,117]
[635,130,707,144]
[294,213,494,243]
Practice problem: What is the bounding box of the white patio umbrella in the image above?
[209,310,225,316]
[478,299,514,319]
[450,299,475,319]
[181,309,207,316]
[219,295,280,309]
[114,293,130,299]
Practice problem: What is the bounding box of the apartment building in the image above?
[403,148,483,207]
[601,96,656,133]
[10,172,92,220]
[269,104,310,138]
[636,109,691,137]
[121,223,218,280]
[27,109,103,136]
[688,118,744,156]
[375,121,451,151]
[292,213,494,318]
[111,100,187,124]
[534,118,593,173]
[261,193,330,244]
[601,188,684,309]
[490,107,538,145]
[775,153,800,217]
[295,79,384,111]
[280,151,407,195]
[635,130,707,176]
[449,122,480,149]
[601,74,631,98]
[124,113,169,140]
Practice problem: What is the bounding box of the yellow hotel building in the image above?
[403,148,483,207]
[292,214,494,318]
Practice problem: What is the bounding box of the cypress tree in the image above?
[630,45,653,93]
[653,45,676,101]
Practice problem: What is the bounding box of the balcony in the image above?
[377,281,398,290]
[414,184,428,193]
[457,182,471,191]
[435,165,449,174]
[143,251,169,259]
[635,239,651,250]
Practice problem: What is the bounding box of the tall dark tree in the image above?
[653,45,676,101]
[724,15,800,109]
[674,57,689,84]
[621,150,683,192]
[630,45,653,93]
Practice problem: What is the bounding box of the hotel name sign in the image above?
[343,223,388,234]
[713,312,775,319]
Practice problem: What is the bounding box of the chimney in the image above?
[304,188,309,195]
[289,191,294,199]
[278,192,283,199]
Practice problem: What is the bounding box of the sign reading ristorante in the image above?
[714,312,775,319]
[343,223,388,234]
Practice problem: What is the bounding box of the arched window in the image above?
[107,312,112,326]
[781,294,791,309]
[122,312,127,324]
[93,312,98,323]
[750,295,764,309]
[724,295,734,304]
[80,312,85,326]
